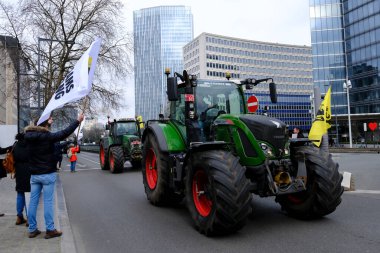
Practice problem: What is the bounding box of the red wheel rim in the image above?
[192,170,212,217]
[100,146,105,165]
[145,148,158,190]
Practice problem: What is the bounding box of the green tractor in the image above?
[141,70,343,236]
[99,118,143,173]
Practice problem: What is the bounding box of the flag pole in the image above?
[76,96,88,140]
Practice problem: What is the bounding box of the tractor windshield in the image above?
[169,80,245,127]
[195,80,245,117]
[116,122,138,136]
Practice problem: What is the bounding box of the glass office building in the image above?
[309,0,380,143]
[184,33,314,131]
[133,6,193,121]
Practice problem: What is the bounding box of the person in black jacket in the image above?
[54,141,68,171]
[13,132,31,226]
[24,113,84,239]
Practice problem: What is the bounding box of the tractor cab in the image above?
[107,119,141,139]
[168,73,277,142]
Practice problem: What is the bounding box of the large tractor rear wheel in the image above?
[142,133,182,205]
[185,150,252,236]
[109,146,124,174]
[131,160,141,169]
[99,143,109,170]
[276,146,344,219]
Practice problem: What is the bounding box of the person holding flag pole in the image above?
[24,38,101,239]
[308,86,332,150]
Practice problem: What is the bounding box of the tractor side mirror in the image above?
[167,77,178,101]
[269,82,277,103]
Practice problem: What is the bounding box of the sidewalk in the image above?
[0,174,74,253]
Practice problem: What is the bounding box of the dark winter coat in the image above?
[13,134,31,192]
[24,120,79,175]
[54,141,68,163]
[0,146,12,179]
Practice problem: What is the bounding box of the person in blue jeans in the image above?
[24,113,84,239]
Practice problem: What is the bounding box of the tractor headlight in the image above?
[260,142,274,157]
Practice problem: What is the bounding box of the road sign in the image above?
[247,95,259,113]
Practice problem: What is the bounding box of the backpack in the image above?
[67,148,73,158]
[2,142,17,178]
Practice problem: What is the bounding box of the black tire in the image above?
[109,146,124,174]
[131,160,142,169]
[276,146,344,219]
[142,133,182,205]
[185,150,252,236]
[99,143,109,170]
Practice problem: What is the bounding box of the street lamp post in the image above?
[343,80,352,148]
[37,37,74,114]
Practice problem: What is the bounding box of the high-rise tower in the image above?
[133,6,193,121]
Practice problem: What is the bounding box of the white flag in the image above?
[37,38,102,126]
[74,116,86,139]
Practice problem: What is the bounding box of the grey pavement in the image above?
[0,173,74,253]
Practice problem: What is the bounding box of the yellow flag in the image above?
[308,86,332,147]
[136,115,144,129]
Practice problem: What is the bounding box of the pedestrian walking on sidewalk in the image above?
[24,113,84,239]
[0,145,12,217]
[68,143,80,172]
[13,132,31,226]
[54,141,68,171]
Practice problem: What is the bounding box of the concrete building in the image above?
[0,36,18,126]
[0,35,33,131]
[183,32,314,131]
[133,6,193,121]
[309,0,380,144]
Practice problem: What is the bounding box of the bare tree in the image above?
[0,0,133,121]
[82,126,104,144]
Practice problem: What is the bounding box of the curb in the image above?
[56,174,77,253]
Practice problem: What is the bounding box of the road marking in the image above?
[346,190,380,194]
[61,168,100,172]
[78,155,100,165]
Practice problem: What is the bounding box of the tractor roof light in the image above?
[165,68,171,76]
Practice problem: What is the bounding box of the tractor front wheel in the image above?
[99,144,109,170]
[109,146,124,174]
[276,146,344,219]
[142,133,182,205]
[185,150,252,236]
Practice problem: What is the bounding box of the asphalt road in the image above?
[59,152,380,253]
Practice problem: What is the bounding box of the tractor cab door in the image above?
[169,87,187,139]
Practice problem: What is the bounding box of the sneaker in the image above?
[0,213,4,217]
[29,229,41,238]
[15,216,27,225]
[44,229,62,239]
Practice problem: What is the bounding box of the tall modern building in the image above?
[309,0,380,143]
[133,6,193,121]
[183,33,314,131]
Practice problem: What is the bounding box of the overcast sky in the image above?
[118,0,312,120]
[122,0,311,46]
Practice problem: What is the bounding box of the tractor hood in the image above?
[239,114,288,151]
[122,135,140,143]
